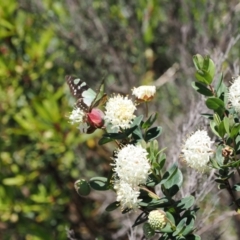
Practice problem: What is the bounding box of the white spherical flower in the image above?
[148,210,167,230]
[104,95,136,130]
[113,144,151,186]
[181,130,213,172]
[132,85,156,101]
[228,76,240,114]
[114,180,141,211]
[69,107,85,124]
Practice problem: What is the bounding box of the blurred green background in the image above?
[0,0,240,239]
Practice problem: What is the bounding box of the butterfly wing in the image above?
[65,75,97,111]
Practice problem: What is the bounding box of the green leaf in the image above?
[233,184,240,192]
[161,164,183,197]
[176,195,195,210]
[236,135,240,150]
[89,177,109,191]
[195,71,210,85]
[185,234,201,240]
[158,234,169,240]
[181,218,195,236]
[143,223,155,238]
[74,179,91,196]
[204,56,215,83]
[213,113,221,125]
[218,121,226,138]
[215,178,227,184]
[215,145,224,166]
[0,18,14,30]
[165,211,176,225]
[99,125,138,145]
[201,113,213,120]
[216,73,224,97]
[193,54,204,71]
[105,201,120,211]
[218,183,226,189]
[210,120,221,138]
[206,97,225,115]
[3,175,26,186]
[173,218,187,237]
[145,197,170,208]
[193,54,215,85]
[98,136,114,145]
[122,208,132,214]
[191,81,213,96]
[132,127,143,142]
[131,115,144,127]
[230,124,240,138]
[157,153,166,171]
[223,159,240,168]
[223,116,230,136]
[160,223,174,234]
[146,174,159,187]
[142,113,158,129]
[209,158,220,169]
[145,126,162,142]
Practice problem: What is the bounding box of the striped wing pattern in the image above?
[65,75,96,111]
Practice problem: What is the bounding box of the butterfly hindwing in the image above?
[65,75,106,112]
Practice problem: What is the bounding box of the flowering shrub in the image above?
[68,54,240,239]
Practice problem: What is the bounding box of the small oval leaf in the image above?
[89,177,109,191]
[145,126,162,142]
[74,179,91,196]
[206,97,225,116]
[105,201,120,212]
[191,81,213,96]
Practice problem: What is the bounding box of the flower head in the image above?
[112,144,151,186]
[181,130,213,172]
[228,76,240,114]
[114,180,141,211]
[69,107,104,133]
[69,107,85,125]
[104,95,136,130]
[148,210,167,230]
[132,86,156,102]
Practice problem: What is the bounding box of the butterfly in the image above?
[65,75,107,112]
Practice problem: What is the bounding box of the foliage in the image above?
[0,0,240,239]
[72,82,200,239]
[192,54,240,211]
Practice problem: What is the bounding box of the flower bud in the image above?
[132,86,156,102]
[148,210,167,230]
[87,108,105,128]
[222,145,233,158]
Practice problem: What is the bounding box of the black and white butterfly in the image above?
[65,75,107,112]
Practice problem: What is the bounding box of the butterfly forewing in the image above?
[66,76,87,98]
[65,75,97,111]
